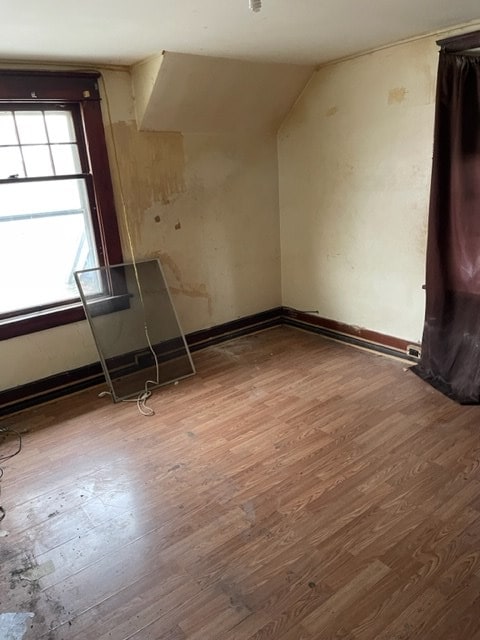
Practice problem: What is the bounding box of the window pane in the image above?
[0,179,85,216]
[51,144,81,174]
[15,111,48,144]
[0,146,25,179]
[45,111,76,143]
[0,111,17,145]
[22,145,54,177]
[0,179,99,315]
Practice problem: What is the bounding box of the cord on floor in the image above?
[0,427,22,524]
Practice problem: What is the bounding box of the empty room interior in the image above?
[2,1,480,638]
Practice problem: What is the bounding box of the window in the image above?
[0,71,122,340]
[0,107,98,315]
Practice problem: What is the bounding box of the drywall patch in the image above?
[107,120,186,249]
[388,87,407,104]
[0,612,34,640]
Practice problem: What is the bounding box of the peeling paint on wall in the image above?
[107,120,186,249]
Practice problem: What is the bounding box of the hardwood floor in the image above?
[1,326,480,639]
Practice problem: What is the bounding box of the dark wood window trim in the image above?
[0,70,123,340]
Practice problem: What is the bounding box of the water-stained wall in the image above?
[104,69,281,334]
[279,36,438,342]
[1,68,281,389]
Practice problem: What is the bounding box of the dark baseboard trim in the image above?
[186,307,283,352]
[0,305,418,416]
[0,363,105,418]
[0,307,283,416]
[282,307,419,362]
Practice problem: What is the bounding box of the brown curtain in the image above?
[415,51,480,403]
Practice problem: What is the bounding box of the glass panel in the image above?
[0,179,87,217]
[15,111,48,144]
[45,111,76,143]
[0,179,98,315]
[75,260,195,401]
[22,145,54,177]
[51,144,81,175]
[0,111,18,145]
[0,147,25,179]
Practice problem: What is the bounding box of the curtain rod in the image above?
[437,29,480,53]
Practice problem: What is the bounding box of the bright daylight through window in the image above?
[0,108,98,315]
[0,71,122,339]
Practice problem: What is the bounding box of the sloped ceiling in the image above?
[132,52,314,133]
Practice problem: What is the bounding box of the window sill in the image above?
[0,294,130,341]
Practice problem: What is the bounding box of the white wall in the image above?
[0,69,281,389]
[278,36,438,342]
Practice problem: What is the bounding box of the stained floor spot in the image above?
[19,560,55,582]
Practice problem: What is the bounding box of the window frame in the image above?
[0,70,123,340]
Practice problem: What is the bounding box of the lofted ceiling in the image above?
[1,0,480,67]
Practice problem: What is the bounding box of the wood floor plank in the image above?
[302,560,391,634]
[2,326,480,639]
[371,587,447,640]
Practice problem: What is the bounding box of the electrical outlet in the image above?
[407,345,421,359]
